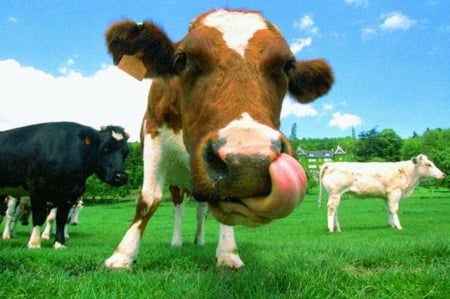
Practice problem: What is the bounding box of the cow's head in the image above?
[412,154,446,180]
[90,125,130,187]
[105,9,333,225]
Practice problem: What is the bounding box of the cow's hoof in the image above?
[216,254,245,269]
[171,240,183,247]
[41,234,50,241]
[104,253,134,269]
[54,242,67,249]
[27,243,41,249]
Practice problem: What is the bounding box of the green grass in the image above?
[0,187,449,298]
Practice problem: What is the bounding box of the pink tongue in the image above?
[243,153,307,219]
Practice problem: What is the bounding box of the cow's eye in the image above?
[174,53,187,73]
[284,59,296,75]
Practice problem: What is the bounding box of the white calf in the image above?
[319,154,445,232]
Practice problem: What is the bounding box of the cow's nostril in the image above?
[277,135,293,156]
[204,141,228,182]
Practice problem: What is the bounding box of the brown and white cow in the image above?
[104,9,333,269]
[318,154,446,232]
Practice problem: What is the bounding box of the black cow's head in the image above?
[93,125,130,186]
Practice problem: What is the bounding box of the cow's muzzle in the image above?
[193,127,307,226]
[108,172,128,187]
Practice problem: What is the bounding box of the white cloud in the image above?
[0,59,150,141]
[7,16,18,23]
[290,37,312,55]
[345,0,369,7]
[328,112,361,130]
[322,103,333,111]
[380,12,416,31]
[294,15,319,35]
[281,98,318,118]
[361,27,377,40]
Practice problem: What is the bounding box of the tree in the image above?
[354,128,402,161]
[379,129,403,161]
[420,128,450,189]
[400,136,422,160]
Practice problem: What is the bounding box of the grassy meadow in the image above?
[0,187,449,299]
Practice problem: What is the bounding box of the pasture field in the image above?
[0,187,449,299]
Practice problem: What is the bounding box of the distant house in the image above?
[297,145,350,180]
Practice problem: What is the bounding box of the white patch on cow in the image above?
[144,125,191,190]
[111,130,124,141]
[203,10,267,57]
[218,112,281,140]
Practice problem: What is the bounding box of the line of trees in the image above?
[82,126,449,203]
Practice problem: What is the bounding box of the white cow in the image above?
[1,195,31,239]
[318,154,445,232]
[41,200,84,241]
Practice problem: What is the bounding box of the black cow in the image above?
[0,122,129,248]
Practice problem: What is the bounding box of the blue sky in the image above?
[1,0,449,141]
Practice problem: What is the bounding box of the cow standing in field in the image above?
[318,154,446,232]
[1,195,31,239]
[104,9,333,269]
[41,200,84,241]
[0,122,129,249]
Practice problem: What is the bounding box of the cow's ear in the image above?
[287,59,334,103]
[412,157,418,164]
[79,129,99,146]
[105,20,176,79]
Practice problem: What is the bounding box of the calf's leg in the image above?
[386,192,403,229]
[41,208,57,240]
[2,196,17,240]
[327,195,342,232]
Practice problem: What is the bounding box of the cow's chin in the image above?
[207,154,307,227]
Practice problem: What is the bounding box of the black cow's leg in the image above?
[28,197,48,249]
[54,203,71,249]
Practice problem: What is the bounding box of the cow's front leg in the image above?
[216,224,244,268]
[54,204,71,249]
[386,194,403,229]
[104,190,161,269]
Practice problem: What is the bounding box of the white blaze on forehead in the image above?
[202,10,267,57]
[219,113,280,140]
[111,130,124,141]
